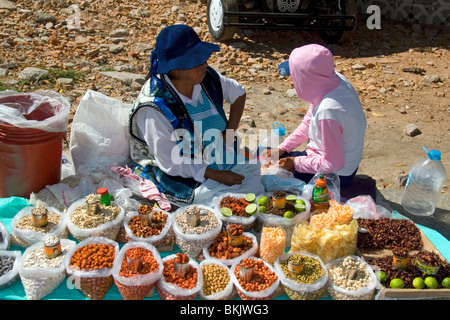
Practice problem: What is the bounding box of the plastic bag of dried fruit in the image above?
[274,251,328,300]
[0,250,21,289]
[202,232,259,267]
[213,193,258,231]
[156,253,203,300]
[64,236,119,300]
[199,259,236,300]
[11,204,67,248]
[66,198,125,242]
[111,241,163,300]
[123,209,175,252]
[19,238,76,300]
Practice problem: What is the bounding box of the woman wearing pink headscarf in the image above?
[264,44,366,187]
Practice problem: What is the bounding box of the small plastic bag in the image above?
[303,170,341,203]
[156,253,203,300]
[274,251,328,300]
[261,162,306,193]
[199,259,235,300]
[0,250,21,289]
[0,221,10,250]
[111,241,163,300]
[345,195,392,219]
[213,193,258,231]
[64,237,119,300]
[19,239,76,300]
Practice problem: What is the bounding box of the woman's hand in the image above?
[204,168,245,186]
[278,157,295,172]
[260,147,285,160]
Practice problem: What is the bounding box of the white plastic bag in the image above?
[303,171,341,203]
[345,195,392,219]
[0,250,21,289]
[199,259,235,300]
[261,163,306,193]
[213,193,258,231]
[69,90,132,171]
[0,222,10,250]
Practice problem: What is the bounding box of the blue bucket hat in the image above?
[150,24,220,75]
[278,60,290,76]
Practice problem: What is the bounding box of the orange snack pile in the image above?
[310,203,354,229]
[119,247,160,277]
[259,226,286,265]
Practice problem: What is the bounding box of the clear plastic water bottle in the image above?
[259,122,286,149]
[401,147,446,216]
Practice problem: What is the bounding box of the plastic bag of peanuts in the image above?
[156,253,203,300]
[19,238,76,300]
[11,204,68,248]
[199,260,236,300]
[64,236,119,300]
[111,241,163,300]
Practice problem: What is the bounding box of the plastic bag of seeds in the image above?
[173,205,222,259]
[214,193,258,231]
[19,238,76,300]
[11,204,67,247]
[111,241,163,300]
[0,221,10,250]
[156,253,203,300]
[254,193,310,246]
[199,259,236,300]
[202,232,259,267]
[66,198,125,241]
[0,250,21,289]
[123,209,175,252]
[64,236,119,300]
[326,255,377,300]
[274,251,328,300]
[230,257,280,300]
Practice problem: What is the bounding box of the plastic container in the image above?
[0,91,70,198]
[401,147,447,216]
[0,250,21,289]
[258,122,286,151]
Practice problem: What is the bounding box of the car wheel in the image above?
[319,0,356,44]
[207,0,238,41]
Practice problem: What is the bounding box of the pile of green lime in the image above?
[258,195,269,214]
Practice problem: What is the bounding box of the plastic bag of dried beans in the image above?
[19,239,76,300]
[202,232,259,267]
[66,198,125,242]
[230,257,280,300]
[213,193,258,231]
[11,205,68,247]
[123,209,175,252]
[64,236,119,300]
[0,250,21,289]
[111,241,163,300]
[199,259,235,300]
[156,253,203,300]
[0,221,10,250]
[274,251,328,300]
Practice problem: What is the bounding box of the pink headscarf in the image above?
[289,44,341,106]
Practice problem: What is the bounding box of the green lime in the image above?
[245,193,256,203]
[245,203,257,215]
[220,207,233,217]
[284,211,295,219]
[442,277,450,289]
[376,271,387,283]
[390,278,405,289]
[295,199,306,205]
[259,205,266,213]
[286,195,297,201]
[424,276,439,289]
[258,196,269,206]
[294,203,306,212]
[412,277,425,289]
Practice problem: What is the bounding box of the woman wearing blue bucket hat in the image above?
[128,24,247,203]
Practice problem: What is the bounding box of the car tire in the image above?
[318,0,357,44]
[207,0,239,41]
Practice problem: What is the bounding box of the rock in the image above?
[35,13,57,25]
[0,68,8,76]
[405,123,421,137]
[286,89,297,98]
[352,64,366,71]
[0,0,16,10]
[424,75,442,83]
[402,66,426,74]
[99,71,146,85]
[109,45,124,54]
[18,67,48,81]
[109,29,130,38]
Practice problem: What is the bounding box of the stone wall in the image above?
[356,0,450,26]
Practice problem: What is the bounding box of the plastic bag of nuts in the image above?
[123,209,175,252]
[10,204,67,248]
[326,255,377,300]
[0,250,21,289]
[173,205,222,259]
[66,198,125,242]
[19,238,76,300]
[64,236,119,300]
[274,252,328,300]
[111,241,163,300]
[0,221,10,250]
[230,257,280,300]
[156,253,203,300]
[199,259,236,300]
[215,193,258,231]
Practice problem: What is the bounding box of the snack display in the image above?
[275,252,328,300]
[216,193,258,231]
[259,225,286,265]
[199,260,235,300]
[0,250,21,289]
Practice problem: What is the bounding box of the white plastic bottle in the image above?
[401,147,446,216]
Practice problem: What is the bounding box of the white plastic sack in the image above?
[69,90,132,171]
[303,171,341,203]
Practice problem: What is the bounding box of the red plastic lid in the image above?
[97,187,108,195]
